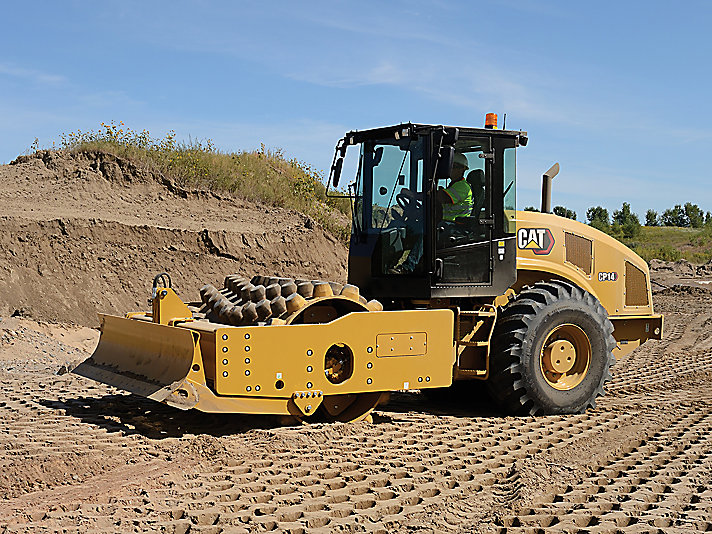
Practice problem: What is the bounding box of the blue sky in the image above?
[1,1,711,220]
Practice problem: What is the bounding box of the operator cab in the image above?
[328,119,526,304]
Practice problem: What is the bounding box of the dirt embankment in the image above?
[0,150,348,325]
[649,257,712,292]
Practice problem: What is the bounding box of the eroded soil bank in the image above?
[0,150,347,326]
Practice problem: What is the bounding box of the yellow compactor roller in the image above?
[75,117,663,422]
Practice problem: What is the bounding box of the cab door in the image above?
[434,136,493,286]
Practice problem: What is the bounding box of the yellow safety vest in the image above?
[443,179,473,221]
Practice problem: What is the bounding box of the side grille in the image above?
[565,232,593,276]
[625,261,649,306]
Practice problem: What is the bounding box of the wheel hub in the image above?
[539,324,591,391]
[543,339,576,373]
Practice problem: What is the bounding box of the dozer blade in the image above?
[73,314,198,402]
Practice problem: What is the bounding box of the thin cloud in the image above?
[77,90,145,109]
[0,64,66,85]
[296,9,456,48]
[493,0,571,19]
[286,60,408,88]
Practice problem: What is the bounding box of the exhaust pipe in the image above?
[540,162,560,213]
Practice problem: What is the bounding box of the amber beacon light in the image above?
[485,113,498,129]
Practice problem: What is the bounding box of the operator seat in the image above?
[465,169,485,218]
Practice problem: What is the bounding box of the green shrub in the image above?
[553,205,577,220]
[54,122,351,241]
[636,244,682,262]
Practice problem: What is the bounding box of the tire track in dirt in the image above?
[2,289,712,533]
[0,377,660,532]
[609,301,712,398]
[0,374,178,506]
[493,399,712,533]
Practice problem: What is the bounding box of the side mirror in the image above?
[442,127,459,145]
[331,157,343,188]
[435,146,454,181]
[373,146,384,166]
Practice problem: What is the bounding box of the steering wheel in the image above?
[396,188,422,212]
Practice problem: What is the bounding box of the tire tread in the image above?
[487,280,616,415]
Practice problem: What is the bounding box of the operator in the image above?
[392,152,473,274]
[437,152,473,222]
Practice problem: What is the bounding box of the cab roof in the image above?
[344,122,528,146]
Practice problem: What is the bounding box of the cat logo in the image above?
[517,227,554,255]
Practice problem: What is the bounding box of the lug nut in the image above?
[312,282,333,298]
[255,299,272,321]
[340,284,360,301]
[226,305,243,325]
[240,283,255,302]
[250,285,266,303]
[265,283,281,300]
[297,281,314,298]
[270,295,287,317]
[329,282,343,295]
[366,299,384,311]
[241,302,258,324]
[286,293,306,314]
[281,280,298,298]
[199,284,215,302]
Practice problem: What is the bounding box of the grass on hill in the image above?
[620,225,712,264]
[51,122,352,241]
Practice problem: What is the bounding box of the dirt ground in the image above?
[1,152,711,533]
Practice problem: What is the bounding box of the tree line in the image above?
[524,202,712,239]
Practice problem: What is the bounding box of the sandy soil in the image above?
[0,150,347,326]
[1,151,711,532]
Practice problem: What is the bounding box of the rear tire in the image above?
[487,280,615,415]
